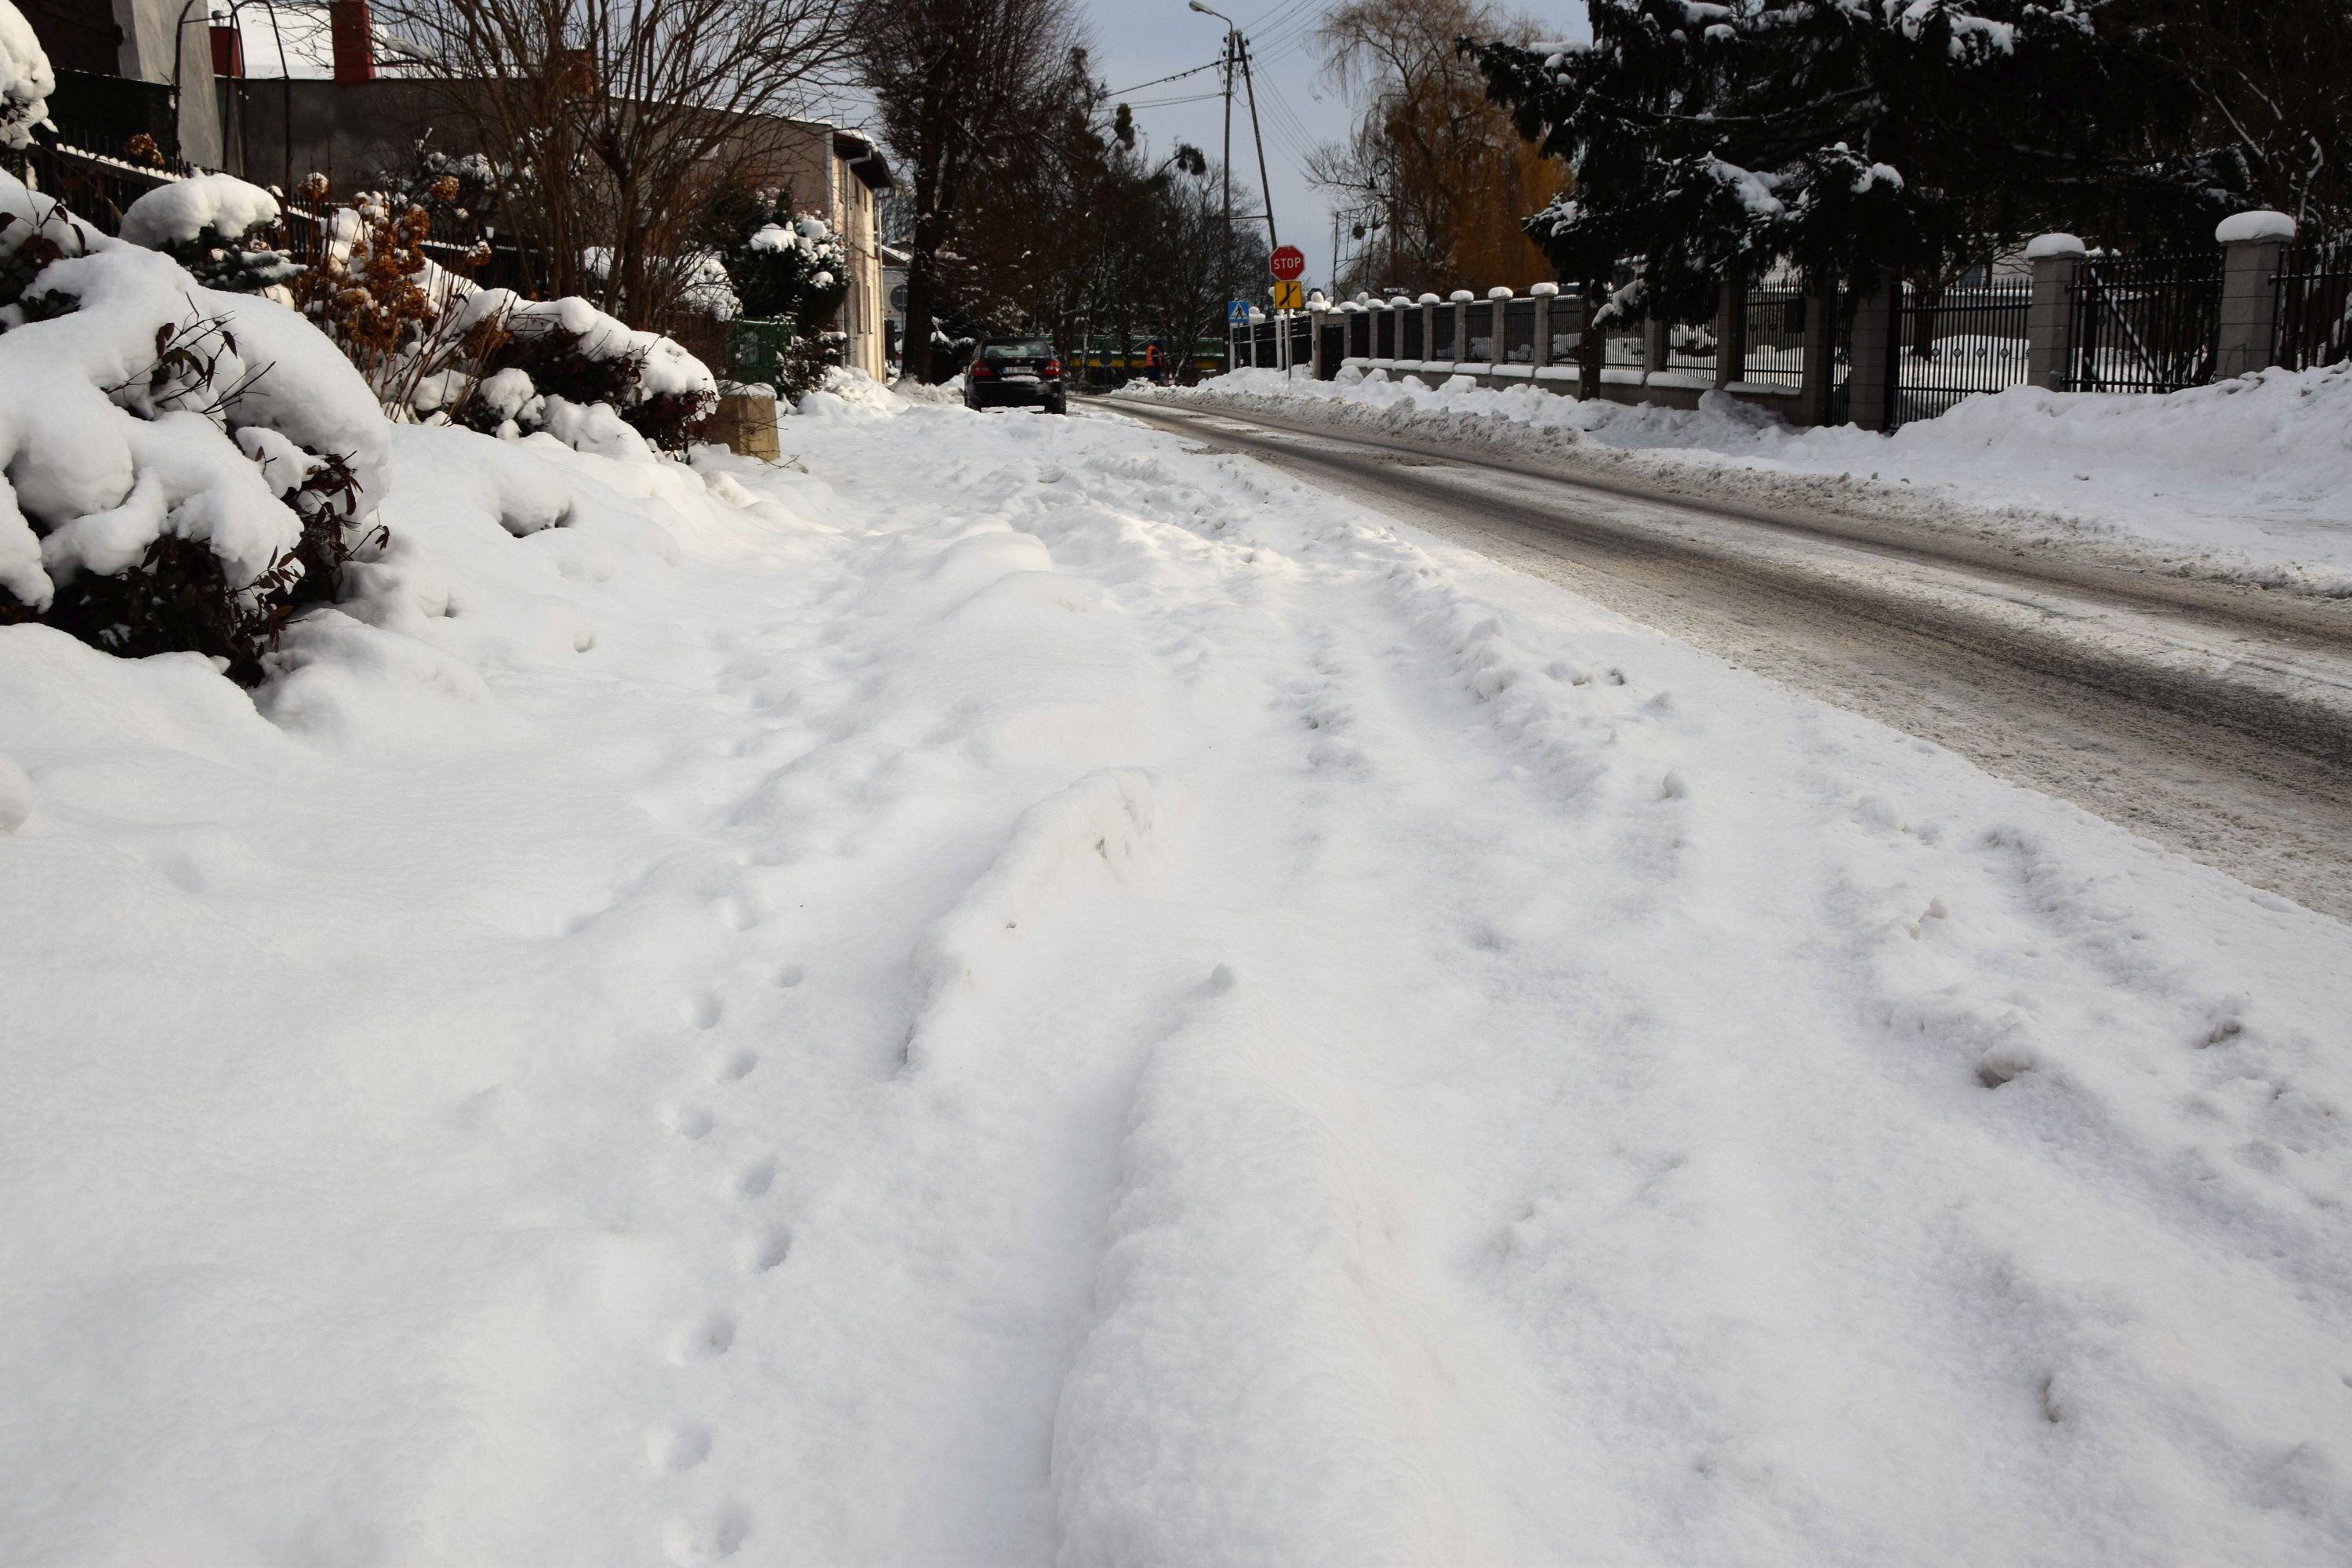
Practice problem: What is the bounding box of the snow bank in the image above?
[1146,365,2352,593]
[4,376,2350,1563]
[0,0,51,151]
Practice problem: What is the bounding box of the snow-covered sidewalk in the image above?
[4,383,2350,1564]
[1142,365,2352,597]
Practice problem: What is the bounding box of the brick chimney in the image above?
[330,1,376,84]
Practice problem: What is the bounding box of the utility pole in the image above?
[1190,0,1246,318]
[1237,31,1277,254]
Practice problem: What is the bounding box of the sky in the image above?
[1073,0,1586,299]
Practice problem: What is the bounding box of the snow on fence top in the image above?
[2024,233,2088,260]
[2215,211,2296,245]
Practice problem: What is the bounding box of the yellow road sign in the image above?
[1271,279,1304,311]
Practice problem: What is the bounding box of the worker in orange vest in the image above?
[1144,340,1163,385]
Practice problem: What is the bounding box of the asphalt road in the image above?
[1098,394,2352,923]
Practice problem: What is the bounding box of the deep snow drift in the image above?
[1148,365,2352,595]
[3,378,2350,1565]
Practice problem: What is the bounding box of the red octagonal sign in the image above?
[1269,245,1306,281]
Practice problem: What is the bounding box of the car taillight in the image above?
[971,362,995,378]
[1044,358,1062,377]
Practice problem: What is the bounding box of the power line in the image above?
[1106,58,1223,96]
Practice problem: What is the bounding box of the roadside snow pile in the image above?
[5,383,2351,1563]
[1153,365,2352,593]
[0,0,50,150]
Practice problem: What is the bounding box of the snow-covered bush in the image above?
[298,179,715,455]
[705,183,849,399]
[119,173,301,295]
[0,167,390,682]
[1,0,53,153]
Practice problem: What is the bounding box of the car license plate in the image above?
[1006,372,1040,383]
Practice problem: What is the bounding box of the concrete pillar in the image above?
[1714,276,1746,390]
[2025,234,2085,391]
[1799,278,1837,425]
[1421,297,1439,364]
[2214,212,2296,379]
[1308,305,1327,379]
[1643,314,1668,377]
[1530,283,1556,369]
[1845,268,1900,431]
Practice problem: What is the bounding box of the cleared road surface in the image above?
[1101,395,2352,922]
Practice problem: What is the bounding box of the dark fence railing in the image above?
[1462,301,1494,362]
[1741,285,1808,387]
[1349,310,1372,358]
[2275,235,2352,372]
[1374,309,1395,358]
[20,139,182,235]
[2063,251,2221,393]
[1431,303,1456,359]
[1401,306,1424,360]
[1253,318,1277,363]
[1664,320,1715,373]
[1503,298,1537,364]
[1288,313,1312,365]
[1889,276,2032,426]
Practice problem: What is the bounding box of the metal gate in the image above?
[2063,252,2221,393]
[1888,274,2032,426]
[2276,234,2352,371]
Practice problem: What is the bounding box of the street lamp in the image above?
[1188,0,1237,328]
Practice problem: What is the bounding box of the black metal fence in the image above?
[1288,313,1313,366]
[1374,309,1395,358]
[1462,301,1494,362]
[1349,310,1372,358]
[2062,252,2221,393]
[1889,276,2032,426]
[1431,303,1456,359]
[1740,285,1808,387]
[1501,299,1537,364]
[2275,235,2352,372]
[20,140,182,234]
[1401,306,1424,360]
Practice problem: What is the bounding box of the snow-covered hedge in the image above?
[0,0,52,151]
[1,169,390,678]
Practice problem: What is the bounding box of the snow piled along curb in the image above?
[2,378,2350,1563]
[1141,365,2352,596]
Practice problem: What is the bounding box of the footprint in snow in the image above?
[738,1225,792,1274]
[712,1050,758,1083]
[665,1104,716,1140]
[670,1312,736,1363]
[665,1502,749,1565]
[683,993,724,1030]
[734,1157,778,1198]
[648,1420,712,1474]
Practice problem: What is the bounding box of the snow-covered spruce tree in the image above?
[1468,0,2241,322]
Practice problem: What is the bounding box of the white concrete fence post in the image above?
[2025,232,2087,392]
[1421,293,1440,369]
[1308,299,1328,379]
[1450,290,1472,365]
[1530,281,1556,370]
[2214,210,2296,380]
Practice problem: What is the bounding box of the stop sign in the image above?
[1269,245,1305,281]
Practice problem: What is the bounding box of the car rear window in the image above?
[982,340,1054,360]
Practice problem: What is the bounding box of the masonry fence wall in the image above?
[1222,212,2341,432]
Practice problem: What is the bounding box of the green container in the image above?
[728,318,797,386]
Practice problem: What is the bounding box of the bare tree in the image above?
[1309,0,1555,296]
[862,0,1077,380]
[375,0,866,329]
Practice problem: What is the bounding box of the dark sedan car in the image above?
[964,338,1068,414]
